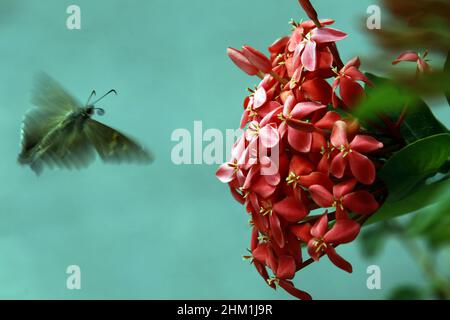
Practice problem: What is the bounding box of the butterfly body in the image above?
[18,74,153,175]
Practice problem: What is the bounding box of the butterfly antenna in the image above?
[86,90,96,106]
[92,89,117,105]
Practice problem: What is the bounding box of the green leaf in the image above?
[358,224,388,258]
[409,185,450,248]
[388,285,425,300]
[355,73,448,143]
[399,100,449,144]
[379,133,450,200]
[367,178,450,225]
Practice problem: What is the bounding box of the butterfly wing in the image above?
[84,119,153,164]
[31,72,82,113]
[29,120,96,175]
[19,73,82,166]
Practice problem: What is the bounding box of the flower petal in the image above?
[324,219,361,244]
[290,223,312,242]
[314,111,341,130]
[333,178,357,199]
[392,51,420,65]
[289,155,314,176]
[269,36,290,54]
[227,47,259,75]
[260,124,280,148]
[339,76,365,107]
[279,280,312,300]
[311,214,329,238]
[325,246,352,273]
[330,152,348,179]
[253,261,275,289]
[343,191,379,215]
[317,153,330,174]
[350,135,383,153]
[311,27,347,43]
[216,163,236,183]
[273,197,309,223]
[286,118,316,132]
[283,95,296,116]
[301,40,317,71]
[291,101,327,120]
[252,176,277,198]
[288,129,312,153]
[309,184,334,207]
[252,244,269,264]
[253,87,267,109]
[300,172,334,190]
[276,255,296,280]
[269,213,285,248]
[348,151,376,185]
[301,78,332,104]
[307,238,322,261]
[344,66,371,84]
[331,120,348,148]
[242,45,273,73]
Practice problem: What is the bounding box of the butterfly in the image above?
[18,73,153,175]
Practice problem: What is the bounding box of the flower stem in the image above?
[386,220,450,300]
[297,0,344,70]
[270,71,289,85]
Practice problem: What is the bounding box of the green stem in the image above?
[445,51,450,107]
[387,221,450,300]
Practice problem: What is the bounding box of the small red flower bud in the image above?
[242,45,273,74]
[227,47,259,76]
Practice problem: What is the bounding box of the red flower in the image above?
[291,213,360,272]
[242,45,273,74]
[251,237,312,300]
[392,50,431,74]
[281,99,327,153]
[286,155,333,192]
[216,135,246,184]
[332,57,372,108]
[227,47,260,76]
[289,25,347,71]
[330,120,383,184]
[309,179,380,217]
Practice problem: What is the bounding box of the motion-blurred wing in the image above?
[31,72,81,113]
[19,73,82,167]
[27,121,97,175]
[85,119,153,164]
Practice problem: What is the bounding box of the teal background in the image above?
[0,0,448,299]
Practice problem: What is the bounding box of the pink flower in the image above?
[242,45,273,74]
[291,213,360,272]
[332,57,372,108]
[330,120,383,184]
[289,26,347,71]
[227,47,260,76]
[392,50,431,74]
[309,179,380,217]
[278,96,327,153]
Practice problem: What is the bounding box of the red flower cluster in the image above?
[217,10,385,299]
